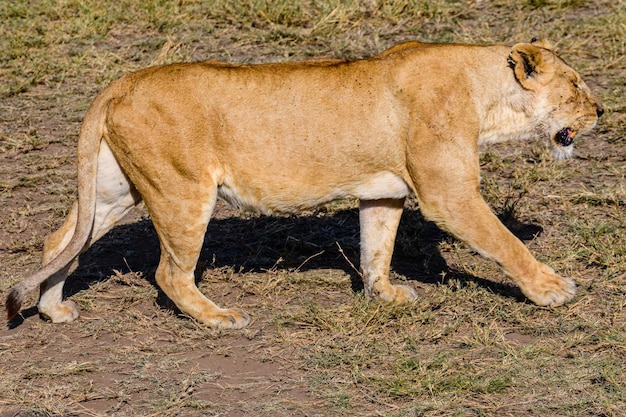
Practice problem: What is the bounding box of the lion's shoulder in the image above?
[376,41,433,58]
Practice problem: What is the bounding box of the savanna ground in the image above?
[1,1,625,416]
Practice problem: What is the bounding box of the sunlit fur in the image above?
[551,143,575,160]
[6,40,602,329]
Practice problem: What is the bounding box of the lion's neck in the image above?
[476,90,541,145]
[470,51,545,146]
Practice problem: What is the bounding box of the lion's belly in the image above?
[207,78,412,213]
[217,170,411,214]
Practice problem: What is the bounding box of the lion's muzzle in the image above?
[555,127,576,147]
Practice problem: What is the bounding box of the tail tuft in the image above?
[6,286,24,320]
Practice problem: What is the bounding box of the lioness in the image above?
[6,39,602,329]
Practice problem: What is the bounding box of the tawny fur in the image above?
[6,41,602,328]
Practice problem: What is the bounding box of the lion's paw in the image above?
[201,308,251,329]
[522,263,576,307]
[375,284,417,304]
[393,284,418,303]
[38,300,80,323]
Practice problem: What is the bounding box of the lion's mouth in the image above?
[555,127,577,147]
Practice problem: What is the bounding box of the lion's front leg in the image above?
[424,193,575,306]
[524,262,576,306]
[409,147,576,307]
[359,198,417,303]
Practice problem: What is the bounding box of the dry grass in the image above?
[1,1,625,416]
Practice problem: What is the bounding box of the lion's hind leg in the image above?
[38,140,140,322]
[146,182,250,329]
[37,201,81,322]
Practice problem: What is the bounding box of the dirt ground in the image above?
[1,1,625,416]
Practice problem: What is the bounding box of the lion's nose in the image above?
[596,106,604,118]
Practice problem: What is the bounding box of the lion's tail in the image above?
[6,89,111,321]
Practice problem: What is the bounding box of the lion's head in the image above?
[508,39,603,160]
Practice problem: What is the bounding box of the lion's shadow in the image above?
[52,203,542,310]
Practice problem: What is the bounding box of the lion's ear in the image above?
[508,43,556,90]
[530,37,553,50]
